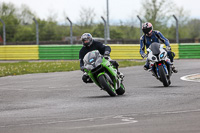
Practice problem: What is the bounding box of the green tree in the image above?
[139,0,174,29]
[91,23,104,37]
[78,7,96,28]
[37,19,59,41]
[173,6,190,39]
[0,2,16,16]
[110,27,123,39]
[14,25,35,41]
[0,2,19,42]
[18,4,35,25]
[0,2,36,42]
[187,19,200,38]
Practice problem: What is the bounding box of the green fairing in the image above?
[86,58,117,89]
[101,58,117,88]
[83,50,125,96]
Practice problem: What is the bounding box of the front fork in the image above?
[153,62,169,79]
[97,72,121,90]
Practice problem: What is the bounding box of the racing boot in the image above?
[172,65,178,73]
[143,64,150,71]
[82,73,93,83]
[117,71,124,81]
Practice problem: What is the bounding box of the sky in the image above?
[1,0,200,24]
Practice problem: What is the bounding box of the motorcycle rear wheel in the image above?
[116,83,125,95]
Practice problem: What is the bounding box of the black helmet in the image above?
[81,33,93,47]
[142,22,153,36]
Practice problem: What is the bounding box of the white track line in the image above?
[180,73,200,82]
[2,109,200,129]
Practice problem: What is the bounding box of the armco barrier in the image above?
[0,45,39,60]
[109,44,179,59]
[179,43,200,59]
[0,43,183,60]
[109,45,141,59]
[169,44,179,59]
[39,45,82,60]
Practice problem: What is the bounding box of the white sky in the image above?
[1,0,200,24]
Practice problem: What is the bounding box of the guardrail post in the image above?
[101,16,107,44]
[66,17,73,44]
[137,15,143,37]
[0,18,6,45]
[33,18,39,45]
[173,15,179,44]
[106,0,110,40]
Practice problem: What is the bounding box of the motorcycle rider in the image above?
[140,22,178,73]
[79,33,124,83]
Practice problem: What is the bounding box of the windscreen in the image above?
[83,50,102,70]
[149,42,160,55]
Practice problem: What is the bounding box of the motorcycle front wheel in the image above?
[98,75,117,97]
[158,65,170,87]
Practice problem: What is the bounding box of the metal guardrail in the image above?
[179,43,200,58]
[0,44,183,60]
[39,45,82,60]
[0,45,38,60]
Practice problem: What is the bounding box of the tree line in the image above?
[0,0,200,44]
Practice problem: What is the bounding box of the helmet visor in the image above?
[143,28,152,35]
[82,38,90,43]
[82,38,91,47]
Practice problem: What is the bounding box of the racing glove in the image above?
[166,46,171,51]
[141,53,147,58]
[104,51,110,60]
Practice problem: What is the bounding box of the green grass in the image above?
[0,60,144,77]
[118,60,144,67]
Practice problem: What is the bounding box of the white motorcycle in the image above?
[146,42,172,87]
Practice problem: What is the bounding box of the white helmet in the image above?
[81,33,93,47]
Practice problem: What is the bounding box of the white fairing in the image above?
[146,43,173,87]
[147,44,170,67]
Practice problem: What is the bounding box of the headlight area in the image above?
[160,52,166,59]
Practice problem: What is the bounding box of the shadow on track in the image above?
[144,85,182,88]
[85,94,126,99]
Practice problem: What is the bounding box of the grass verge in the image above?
[0,60,144,77]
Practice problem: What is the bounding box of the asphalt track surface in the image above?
[0,59,200,133]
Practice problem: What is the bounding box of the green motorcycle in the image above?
[83,50,125,97]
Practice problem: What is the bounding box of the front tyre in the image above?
[98,75,117,97]
[158,65,169,87]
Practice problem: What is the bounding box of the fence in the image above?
[1,19,200,45]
